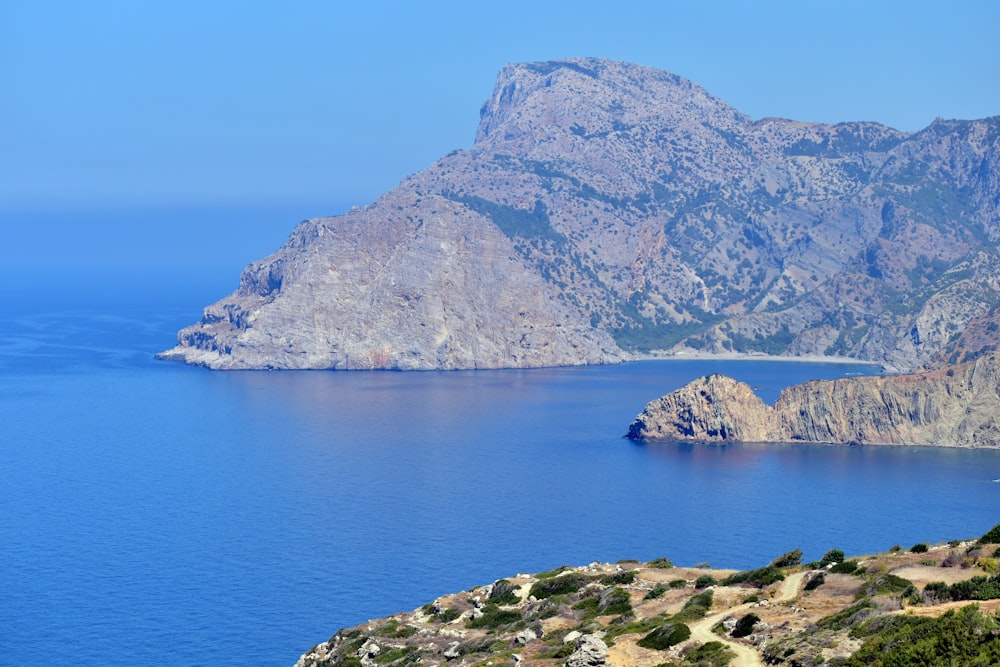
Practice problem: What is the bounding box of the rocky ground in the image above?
[295,533,1000,666]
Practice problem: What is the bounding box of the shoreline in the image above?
[629,349,888,369]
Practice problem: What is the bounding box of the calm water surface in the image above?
[2,281,999,665]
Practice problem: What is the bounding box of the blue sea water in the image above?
[2,276,1000,665]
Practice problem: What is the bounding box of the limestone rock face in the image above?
[565,634,608,667]
[161,58,1000,371]
[628,351,1000,447]
[626,374,777,442]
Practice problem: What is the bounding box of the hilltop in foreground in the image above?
[296,526,1000,667]
[627,349,1000,447]
[160,58,1000,372]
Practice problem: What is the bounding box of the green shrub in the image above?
[435,607,461,623]
[675,590,713,621]
[818,549,845,567]
[668,579,688,589]
[845,605,1000,666]
[694,574,716,589]
[488,579,520,605]
[373,645,418,664]
[644,585,667,600]
[529,574,589,599]
[771,549,803,568]
[731,612,760,638]
[830,560,860,575]
[465,603,522,629]
[721,565,785,588]
[978,524,1000,545]
[648,557,674,569]
[804,572,826,591]
[636,622,691,650]
[601,570,637,586]
[572,597,600,618]
[598,587,633,616]
[535,565,573,580]
[681,640,735,667]
[911,543,929,553]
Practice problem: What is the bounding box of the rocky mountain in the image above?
[160,58,1000,371]
[627,350,1000,447]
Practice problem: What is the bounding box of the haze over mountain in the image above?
[160,58,1000,372]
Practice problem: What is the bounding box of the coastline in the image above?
[631,349,888,370]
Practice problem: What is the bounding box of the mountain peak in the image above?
[475,58,748,150]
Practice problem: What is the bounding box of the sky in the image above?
[2,0,998,281]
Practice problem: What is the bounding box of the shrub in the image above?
[648,557,674,569]
[682,641,735,667]
[978,524,1000,545]
[731,612,760,638]
[435,607,461,623]
[721,565,785,588]
[978,557,999,573]
[529,574,589,599]
[675,590,713,621]
[668,579,688,589]
[598,587,633,616]
[637,622,691,650]
[804,572,826,591]
[601,570,637,585]
[911,543,929,553]
[488,579,520,605]
[694,574,717,589]
[830,560,860,575]
[465,603,522,629]
[771,549,804,568]
[845,605,1000,666]
[817,549,845,568]
[644,585,667,600]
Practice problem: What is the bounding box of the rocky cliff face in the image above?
[161,58,1000,371]
[628,351,1000,447]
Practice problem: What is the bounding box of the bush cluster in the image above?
[923,574,1000,603]
[721,565,785,588]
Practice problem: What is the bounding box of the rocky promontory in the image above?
[160,58,1000,371]
[295,527,1000,667]
[627,351,1000,447]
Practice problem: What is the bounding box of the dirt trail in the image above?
[687,572,807,667]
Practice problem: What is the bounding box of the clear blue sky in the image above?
[2,0,998,277]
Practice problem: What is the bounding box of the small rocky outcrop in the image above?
[565,634,608,667]
[628,351,1000,447]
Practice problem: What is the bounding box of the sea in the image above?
[3,268,1000,666]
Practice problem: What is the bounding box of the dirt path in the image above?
[687,572,807,667]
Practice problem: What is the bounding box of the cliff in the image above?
[160,58,1000,371]
[627,351,1000,447]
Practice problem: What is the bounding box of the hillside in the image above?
[160,58,1000,371]
[295,527,1000,667]
[626,350,1000,447]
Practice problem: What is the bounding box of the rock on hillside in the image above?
[160,58,1000,371]
[627,350,1000,447]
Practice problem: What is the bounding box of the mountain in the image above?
[627,350,1000,447]
[159,58,1000,371]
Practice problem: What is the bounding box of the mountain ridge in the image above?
[160,58,1000,372]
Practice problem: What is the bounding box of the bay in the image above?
[2,281,999,665]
